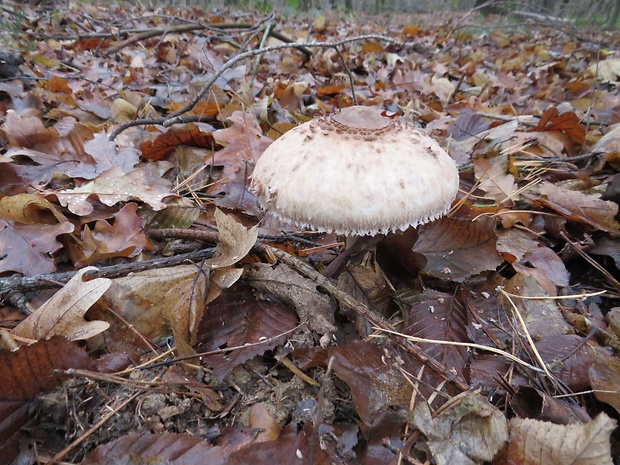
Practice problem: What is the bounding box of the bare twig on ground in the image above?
[265,245,469,391]
[0,248,215,310]
[109,34,400,140]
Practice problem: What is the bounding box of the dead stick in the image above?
[45,391,141,464]
[266,245,469,391]
[109,34,399,140]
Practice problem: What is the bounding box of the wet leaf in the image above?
[53,163,173,215]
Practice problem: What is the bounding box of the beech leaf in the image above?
[412,391,508,465]
[506,413,616,465]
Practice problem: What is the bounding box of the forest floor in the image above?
[0,2,620,465]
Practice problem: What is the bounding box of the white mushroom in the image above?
[250,106,459,236]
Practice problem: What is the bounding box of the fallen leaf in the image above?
[70,203,153,266]
[13,267,111,341]
[203,208,258,269]
[249,403,281,443]
[535,181,620,233]
[506,413,616,465]
[95,265,208,352]
[473,158,517,204]
[245,262,337,335]
[195,281,298,381]
[529,107,585,145]
[0,335,94,401]
[0,218,74,275]
[140,123,218,161]
[412,391,508,465]
[53,163,173,215]
[414,216,502,282]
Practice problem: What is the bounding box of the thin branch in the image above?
[266,245,469,391]
[109,34,400,140]
[0,248,214,304]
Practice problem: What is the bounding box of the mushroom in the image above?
[250,105,459,237]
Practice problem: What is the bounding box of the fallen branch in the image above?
[109,34,400,140]
[265,245,469,392]
[0,248,215,312]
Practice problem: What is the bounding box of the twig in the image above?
[45,390,141,464]
[266,245,469,391]
[0,248,215,306]
[250,19,274,88]
[109,34,400,140]
[105,24,203,55]
[334,46,357,105]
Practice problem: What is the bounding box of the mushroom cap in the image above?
[250,106,459,236]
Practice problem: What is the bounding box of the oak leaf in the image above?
[13,267,110,341]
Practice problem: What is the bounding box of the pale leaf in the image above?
[507,413,616,465]
[203,208,258,269]
[473,158,517,203]
[13,267,110,340]
[412,391,509,465]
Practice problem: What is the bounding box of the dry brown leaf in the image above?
[592,123,620,155]
[97,265,208,349]
[589,348,620,415]
[528,107,586,145]
[506,413,616,465]
[473,158,517,204]
[398,290,470,384]
[451,119,519,154]
[245,262,337,335]
[110,98,138,124]
[496,227,540,263]
[65,133,140,179]
[195,281,298,381]
[412,391,508,465]
[0,193,68,224]
[70,203,153,266]
[512,246,569,294]
[588,58,620,83]
[535,181,620,232]
[139,123,218,161]
[82,431,255,465]
[203,208,258,269]
[53,162,173,215]
[328,341,414,425]
[209,111,273,210]
[414,216,502,282]
[163,269,209,357]
[249,403,282,443]
[13,267,110,341]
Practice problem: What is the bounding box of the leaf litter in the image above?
[0,2,618,465]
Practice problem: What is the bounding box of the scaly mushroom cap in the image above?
[250,106,459,236]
